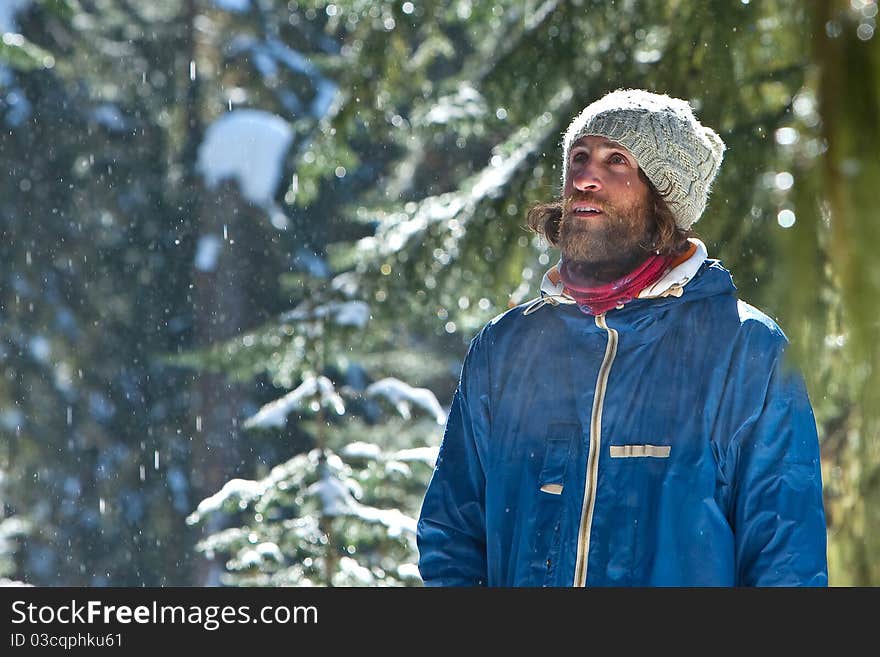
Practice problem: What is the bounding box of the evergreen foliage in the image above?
[183,274,442,586]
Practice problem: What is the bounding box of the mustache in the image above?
[563,193,607,214]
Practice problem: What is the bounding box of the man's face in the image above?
[559,135,654,265]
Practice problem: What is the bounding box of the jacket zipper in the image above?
[573,312,618,586]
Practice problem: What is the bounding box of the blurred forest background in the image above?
[1,0,878,586]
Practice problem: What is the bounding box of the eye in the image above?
[608,153,628,165]
[571,150,588,164]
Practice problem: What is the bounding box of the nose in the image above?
[571,162,602,193]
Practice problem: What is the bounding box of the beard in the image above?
[557,192,656,279]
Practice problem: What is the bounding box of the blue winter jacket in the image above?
[417,255,828,586]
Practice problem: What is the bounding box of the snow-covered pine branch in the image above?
[243,375,346,429]
[365,377,446,425]
[281,300,371,328]
[196,109,293,230]
[356,85,573,257]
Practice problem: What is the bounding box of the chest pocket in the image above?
[539,424,578,494]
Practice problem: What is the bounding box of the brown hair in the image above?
[525,171,696,257]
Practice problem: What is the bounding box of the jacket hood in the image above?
[524,238,737,317]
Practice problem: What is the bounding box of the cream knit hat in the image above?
[562,89,726,230]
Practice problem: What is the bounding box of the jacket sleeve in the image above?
[730,343,828,586]
[417,334,490,586]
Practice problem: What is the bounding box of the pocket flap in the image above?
[609,444,671,458]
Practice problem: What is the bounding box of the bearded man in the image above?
[416,89,828,587]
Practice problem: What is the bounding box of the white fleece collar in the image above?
[637,238,708,299]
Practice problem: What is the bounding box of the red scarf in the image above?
[558,253,673,315]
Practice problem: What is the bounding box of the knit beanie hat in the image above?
[562,89,726,230]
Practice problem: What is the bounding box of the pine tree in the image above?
[184,272,443,585]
